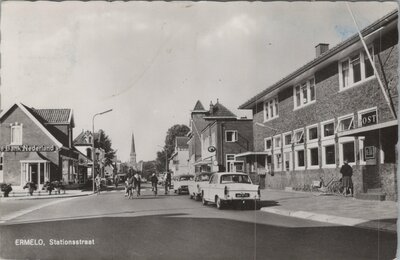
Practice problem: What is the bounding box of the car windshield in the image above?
[220,174,251,184]
[179,176,193,181]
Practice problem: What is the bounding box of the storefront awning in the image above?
[337,119,398,137]
[235,151,270,158]
[193,160,212,166]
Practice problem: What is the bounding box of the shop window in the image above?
[339,46,375,91]
[307,146,319,168]
[293,77,316,109]
[283,150,292,171]
[225,131,238,142]
[264,138,272,151]
[295,149,305,168]
[339,137,356,165]
[264,97,279,122]
[336,114,354,133]
[273,135,282,149]
[274,153,282,171]
[11,124,23,145]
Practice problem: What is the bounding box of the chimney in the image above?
[209,101,214,115]
[315,43,329,57]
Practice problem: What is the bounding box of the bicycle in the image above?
[313,176,344,196]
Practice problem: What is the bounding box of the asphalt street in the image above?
[0,184,396,260]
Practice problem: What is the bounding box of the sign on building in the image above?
[361,111,377,127]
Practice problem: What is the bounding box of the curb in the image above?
[0,192,92,201]
[260,207,397,233]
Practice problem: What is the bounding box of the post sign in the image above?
[361,111,377,127]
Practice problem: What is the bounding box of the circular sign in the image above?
[213,160,218,166]
[208,146,216,153]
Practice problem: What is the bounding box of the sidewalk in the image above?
[260,188,397,233]
[0,190,93,200]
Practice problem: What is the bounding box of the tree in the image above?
[141,161,157,180]
[94,129,116,166]
[156,124,190,173]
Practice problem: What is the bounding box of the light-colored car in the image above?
[188,172,213,201]
[201,172,260,210]
[172,174,194,195]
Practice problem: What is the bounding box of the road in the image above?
[0,183,396,260]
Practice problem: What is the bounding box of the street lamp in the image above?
[92,109,113,194]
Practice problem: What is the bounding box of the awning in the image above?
[235,151,271,158]
[337,119,398,137]
[193,160,212,166]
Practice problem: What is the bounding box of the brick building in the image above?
[238,10,398,201]
[188,100,253,174]
[0,103,79,190]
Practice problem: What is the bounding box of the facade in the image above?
[0,103,79,190]
[169,136,189,176]
[188,100,253,174]
[239,10,398,201]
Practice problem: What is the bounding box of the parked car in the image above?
[188,172,213,201]
[172,174,194,195]
[201,172,260,210]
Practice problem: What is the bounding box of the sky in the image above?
[1,1,397,162]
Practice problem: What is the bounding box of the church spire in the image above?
[130,133,136,154]
[130,132,137,169]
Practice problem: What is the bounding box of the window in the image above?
[283,150,292,171]
[11,124,23,145]
[322,142,336,167]
[292,129,304,144]
[264,138,272,151]
[307,145,319,168]
[358,107,378,127]
[339,47,375,91]
[264,97,279,121]
[293,77,316,109]
[274,153,282,171]
[283,132,292,147]
[273,135,281,149]
[225,131,238,142]
[307,125,318,142]
[226,154,235,161]
[339,137,356,165]
[295,149,305,168]
[321,120,335,139]
[336,114,354,133]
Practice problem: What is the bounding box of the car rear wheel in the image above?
[216,196,224,210]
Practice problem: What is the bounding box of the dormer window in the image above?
[11,123,23,145]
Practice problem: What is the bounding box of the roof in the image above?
[193,100,206,111]
[239,9,398,109]
[30,108,73,125]
[176,136,189,149]
[205,100,237,119]
[73,130,99,145]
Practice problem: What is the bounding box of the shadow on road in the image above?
[0,214,396,260]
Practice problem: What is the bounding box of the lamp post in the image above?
[92,109,113,194]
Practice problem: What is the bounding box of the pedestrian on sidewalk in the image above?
[340,159,353,197]
[134,173,141,196]
[95,174,102,195]
[151,173,158,195]
[127,174,134,199]
[114,175,120,189]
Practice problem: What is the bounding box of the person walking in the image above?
[114,175,120,189]
[134,173,141,197]
[340,159,353,197]
[127,174,135,199]
[95,174,101,195]
[151,173,158,195]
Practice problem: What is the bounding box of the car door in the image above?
[204,175,214,201]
